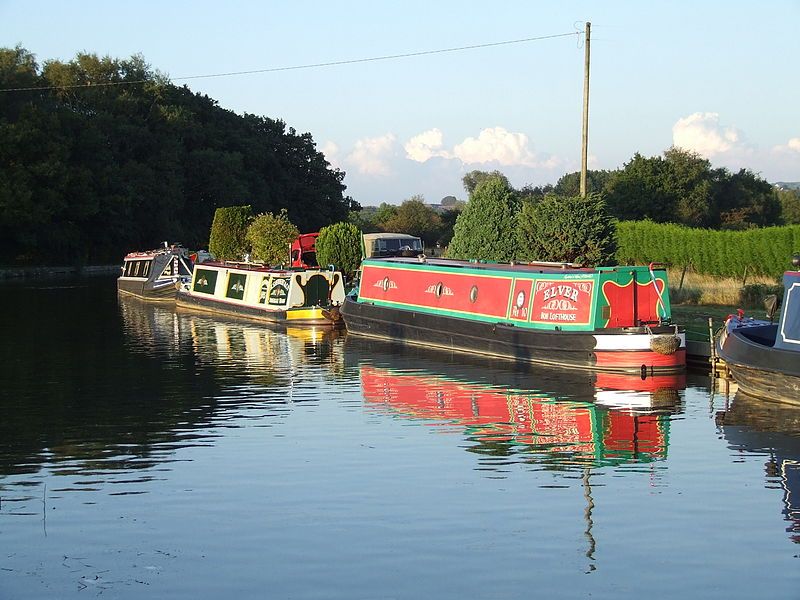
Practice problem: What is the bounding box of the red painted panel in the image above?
[530,280,594,325]
[602,278,667,327]
[594,349,686,369]
[359,264,513,318]
[509,279,534,322]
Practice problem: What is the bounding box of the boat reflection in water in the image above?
[120,294,343,376]
[717,393,800,544]
[348,338,684,469]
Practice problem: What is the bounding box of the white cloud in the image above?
[452,126,540,167]
[773,137,800,154]
[672,112,743,157]
[404,128,448,162]
[320,141,340,168]
[403,126,558,169]
[345,133,397,176]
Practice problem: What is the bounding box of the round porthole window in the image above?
[470,285,479,303]
[435,282,444,298]
[382,277,390,291]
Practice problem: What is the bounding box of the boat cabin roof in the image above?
[124,245,186,260]
[366,256,602,274]
[197,260,329,274]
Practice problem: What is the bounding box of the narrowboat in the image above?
[341,256,686,374]
[716,267,800,404]
[118,244,194,301]
[177,260,346,327]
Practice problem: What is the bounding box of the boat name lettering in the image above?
[542,285,581,302]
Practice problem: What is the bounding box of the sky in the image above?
[2,1,799,206]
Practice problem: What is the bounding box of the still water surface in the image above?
[0,278,798,599]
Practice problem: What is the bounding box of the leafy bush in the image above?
[448,176,520,261]
[245,209,299,265]
[316,222,362,280]
[738,283,784,309]
[208,205,253,260]
[516,193,617,266]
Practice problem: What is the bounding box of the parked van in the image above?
[362,233,423,258]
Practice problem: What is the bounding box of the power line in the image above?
[0,30,582,94]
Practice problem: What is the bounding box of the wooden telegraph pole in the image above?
[580,22,591,197]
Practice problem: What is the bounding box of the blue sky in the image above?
[3,1,799,205]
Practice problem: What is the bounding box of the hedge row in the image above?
[616,221,800,278]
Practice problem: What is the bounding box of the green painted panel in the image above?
[226,273,247,300]
[193,268,218,294]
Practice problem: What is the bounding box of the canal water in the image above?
[1,277,798,599]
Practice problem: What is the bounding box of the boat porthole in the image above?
[382,277,390,291]
[435,282,444,298]
[470,285,478,303]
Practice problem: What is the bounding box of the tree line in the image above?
[0,46,356,264]
[349,148,800,256]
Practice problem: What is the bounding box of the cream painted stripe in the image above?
[593,332,686,351]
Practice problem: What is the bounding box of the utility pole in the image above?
[580,21,591,197]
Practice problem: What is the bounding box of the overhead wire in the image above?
[0,30,583,94]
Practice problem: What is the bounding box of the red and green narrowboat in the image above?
[341,256,685,374]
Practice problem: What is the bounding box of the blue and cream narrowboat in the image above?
[118,244,194,301]
[716,264,800,404]
[177,261,346,326]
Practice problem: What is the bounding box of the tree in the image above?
[517,194,617,266]
[245,209,299,264]
[316,222,362,281]
[778,188,800,225]
[382,195,442,246]
[0,46,354,264]
[372,202,398,230]
[553,170,613,197]
[448,175,520,261]
[208,205,253,260]
[462,170,510,195]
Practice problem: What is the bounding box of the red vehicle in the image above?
[290,233,319,268]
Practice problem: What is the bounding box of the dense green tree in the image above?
[517,194,617,266]
[382,196,442,246]
[0,47,354,264]
[371,202,398,230]
[462,170,510,195]
[778,188,800,225]
[245,209,299,265]
[208,205,253,260]
[601,148,779,229]
[436,205,464,248]
[553,170,613,197]
[448,175,519,261]
[316,222,362,280]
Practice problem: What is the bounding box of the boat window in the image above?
[193,268,218,294]
[133,261,141,277]
[470,285,479,303]
[268,277,290,306]
[226,273,247,300]
[258,277,270,304]
[142,261,151,278]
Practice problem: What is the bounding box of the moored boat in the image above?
[716,267,800,404]
[341,256,686,374]
[177,260,346,326]
[118,244,194,301]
